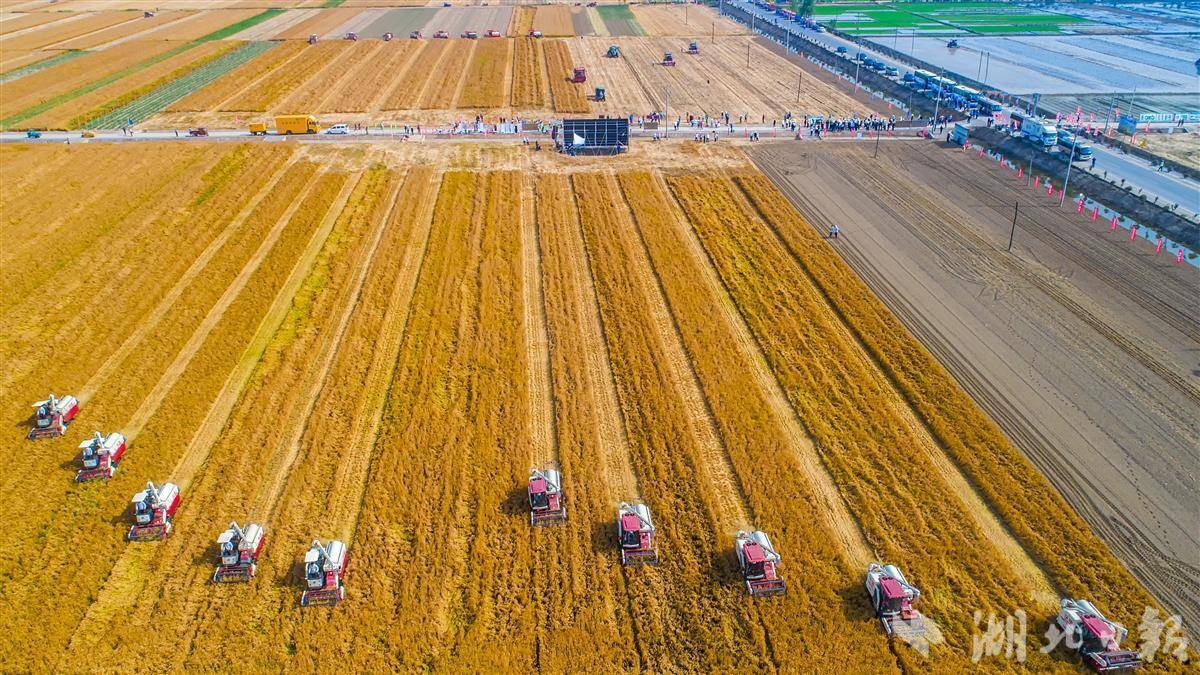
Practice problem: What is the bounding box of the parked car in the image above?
[324,123,349,135]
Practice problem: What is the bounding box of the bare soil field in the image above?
[632,3,746,37]
[1137,131,1200,171]
[0,138,1181,672]
[750,139,1200,629]
[426,6,514,37]
[359,7,438,38]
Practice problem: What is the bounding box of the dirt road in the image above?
[751,139,1200,627]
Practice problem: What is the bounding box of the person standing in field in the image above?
[828,224,840,239]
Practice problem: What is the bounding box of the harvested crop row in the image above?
[150,8,261,40]
[379,39,441,110]
[64,40,239,128]
[419,38,474,109]
[456,37,509,108]
[732,174,1168,635]
[531,173,641,671]
[618,170,890,671]
[168,39,300,112]
[53,10,191,49]
[2,39,180,115]
[510,36,544,108]
[0,11,66,35]
[0,153,313,673]
[543,39,588,113]
[667,174,1054,669]
[64,169,395,672]
[1,11,138,51]
[322,40,419,112]
[277,39,381,113]
[510,5,534,34]
[275,6,360,39]
[222,40,341,112]
[533,5,574,37]
[571,172,771,671]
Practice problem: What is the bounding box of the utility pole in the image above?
[1102,91,1116,135]
[976,49,983,80]
[1059,132,1080,207]
[797,72,802,104]
[685,3,688,25]
[873,124,881,158]
[983,51,990,83]
[854,59,860,92]
[747,40,751,68]
[1007,201,1018,251]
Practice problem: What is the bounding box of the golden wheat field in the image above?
[0,138,1185,673]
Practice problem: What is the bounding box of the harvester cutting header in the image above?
[528,467,567,525]
[735,530,786,597]
[865,563,927,640]
[214,521,265,583]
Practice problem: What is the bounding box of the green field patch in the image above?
[596,4,645,36]
[0,49,85,84]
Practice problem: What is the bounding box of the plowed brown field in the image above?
[0,140,1182,672]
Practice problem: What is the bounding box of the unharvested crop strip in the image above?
[543,39,588,113]
[419,39,475,109]
[520,174,556,467]
[168,40,299,112]
[457,37,510,109]
[511,37,545,108]
[379,39,441,110]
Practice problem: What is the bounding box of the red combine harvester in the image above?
[1055,598,1143,672]
[410,30,423,39]
[572,67,587,83]
[528,29,542,38]
[486,29,501,37]
[301,539,347,606]
[76,431,126,481]
[462,30,478,39]
[29,393,79,439]
[735,530,786,597]
[128,481,181,541]
[865,563,927,640]
[662,51,676,66]
[434,30,449,39]
[528,467,567,525]
[617,502,658,565]
[214,521,265,583]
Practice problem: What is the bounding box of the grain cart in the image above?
[214,521,265,582]
[301,540,347,606]
[128,481,181,541]
[735,531,787,597]
[76,431,126,481]
[1054,599,1142,672]
[528,467,567,525]
[617,502,658,565]
[29,393,79,439]
[865,563,927,640]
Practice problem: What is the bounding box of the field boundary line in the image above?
[335,169,443,543]
[78,155,299,406]
[650,170,874,567]
[605,172,753,533]
[557,176,639,502]
[521,173,557,467]
[119,169,324,443]
[61,174,357,659]
[84,12,197,51]
[731,172,1058,606]
[252,170,402,523]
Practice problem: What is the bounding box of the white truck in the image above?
[1021,117,1057,150]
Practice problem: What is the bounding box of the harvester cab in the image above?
[687,41,699,55]
[1055,598,1143,672]
[214,521,265,582]
[594,86,606,101]
[865,563,926,640]
[736,531,786,597]
[308,34,318,45]
[301,540,347,606]
[528,467,567,525]
[617,502,659,565]
[462,30,479,39]
[29,393,79,439]
[383,31,394,41]
[572,67,587,83]
[606,44,619,58]
[76,431,126,481]
[662,51,676,66]
[128,481,180,541]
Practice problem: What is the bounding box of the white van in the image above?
[324,123,349,135]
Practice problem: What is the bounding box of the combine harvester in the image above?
[528,467,567,525]
[572,67,587,83]
[128,481,181,541]
[344,32,358,41]
[29,393,79,439]
[606,44,619,58]
[1055,598,1143,671]
[865,563,927,640]
[687,41,699,55]
[383,31,394,41]
[213,522,265,582]
[410,30,423,39]
[486,29,501,37]
[308,34,317,45]
[75,431,126,481]
[617,502,658,565]
[735,531,786,597]
[434,30,449,39]
[301,539,347,606]
[462,30,479,39]
[662,51,676,67]
[528,29,542,38]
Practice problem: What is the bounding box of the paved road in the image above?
[1088,142,1200,212]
